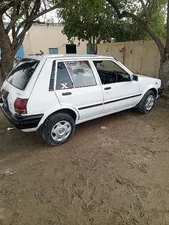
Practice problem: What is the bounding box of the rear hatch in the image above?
[1,58,40,115]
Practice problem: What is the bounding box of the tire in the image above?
[41,113,75,146]
[137,90,156,114]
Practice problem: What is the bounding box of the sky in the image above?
[3,9,60,23]
[39,9,60,23]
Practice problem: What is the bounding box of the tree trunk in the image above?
[0,49,15,88]
[0,70,3,89]
[159,59,169,89]
[0,52,15,88]
[88,37,97,54]
[144,23,169,88]
[160,0,169,89]
[0,13,16,88]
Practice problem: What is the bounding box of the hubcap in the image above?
[51,120,72,142]
[145,95,155,111]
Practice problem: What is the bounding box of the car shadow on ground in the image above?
[0,107,145,158]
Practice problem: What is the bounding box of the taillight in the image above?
[14,98,28,114]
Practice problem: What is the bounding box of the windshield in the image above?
[7,59,39,90]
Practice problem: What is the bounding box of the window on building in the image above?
[93,60,131,84]
[49,48,58,54]
[86,44,97,54]
[66,44,76,54]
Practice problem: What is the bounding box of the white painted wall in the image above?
[23,24,87,55]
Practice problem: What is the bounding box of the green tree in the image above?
[61,0,167,87]
[61,0,114,53]
[0,0,61,85]
[61,0,153,50]
[107,0,168,87]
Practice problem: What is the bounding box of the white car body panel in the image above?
[0,54,162,133]
[136,74,161,96]
[54,59,104,121]
[1,59,46,115]
[27,59,58,115]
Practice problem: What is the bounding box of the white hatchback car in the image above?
[0,55,163,146]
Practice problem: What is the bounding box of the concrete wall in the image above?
[23,33,32,55]
[23,24,87,56]
[98,40,165,78]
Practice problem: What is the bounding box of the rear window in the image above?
[7,59,39,90]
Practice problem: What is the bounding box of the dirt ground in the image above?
[0,99,169,225]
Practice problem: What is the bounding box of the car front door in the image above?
[54,59,103,121]
[92,59,140,114]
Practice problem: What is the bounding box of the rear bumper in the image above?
[158,87,164,95]
[1,105,43,130]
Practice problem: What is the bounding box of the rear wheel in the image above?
[41,113,75,146]
[137,90,156,114]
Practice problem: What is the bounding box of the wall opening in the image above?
[49,48,58,54]
[66,44,77,54]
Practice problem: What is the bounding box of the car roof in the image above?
[25,54,115,61]
[23,54,133,75]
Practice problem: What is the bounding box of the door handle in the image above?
[62,92,72,96]
[104,87,111,90]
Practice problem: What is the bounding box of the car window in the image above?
[56,62,73,90]
[7,59,39,90]
[65,61,96,88]
[93,60,131,85]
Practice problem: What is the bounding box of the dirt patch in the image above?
[1,99,169,225]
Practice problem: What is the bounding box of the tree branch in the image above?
[107,0,143,24]
[15,31,27,52]
[15,0,39,35]
[107,0,122,18]
[144,22,165,62]
[5,11,11,19]
[12,25,17,45]
[5,16,18,34]
[166,0,169,54]
[16,3,59,38]
[5,0,24,34]
[0,1,15,13]
[0,14,11,47]
[139,0,151,23]
[12,21,32,50]
[106,0,166,62]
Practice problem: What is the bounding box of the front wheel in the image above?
[137,90,156,114]
[41,113,75,146]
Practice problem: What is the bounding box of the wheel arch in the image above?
[37,107,79,135]
[136,87,157,114]
[141,86,158,99]
[148,88,157,97]
[51,108,77,121]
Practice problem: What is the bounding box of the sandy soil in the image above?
[0,99,169,225]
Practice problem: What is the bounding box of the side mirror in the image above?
[132,75,138,81]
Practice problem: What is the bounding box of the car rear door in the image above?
[1,59,41,115]
[54,59,103,121]
[92,59,140,114]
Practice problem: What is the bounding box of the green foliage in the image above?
[150,1,167,39]
[60,0,167,43]
[111,20,149,42]
[60,0,115,44]
[107,0,167,39]
[0,0,61,78]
